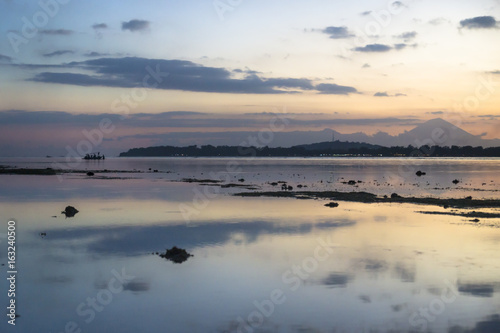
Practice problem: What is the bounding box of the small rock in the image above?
[416,171,426,177]
[324,202,339,208]
[452,179,460,184]
[471,219,480,223]
[158,246,193,264]
[391,193,401,199]
[61,206,79,218]
[86,171,94,176]
[238,178,245,182]
[347,180,357,185]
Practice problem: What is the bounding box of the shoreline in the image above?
[234,190,500,209]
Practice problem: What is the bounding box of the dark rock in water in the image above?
[159,246,193,264]
[297,184,303,188]
[270,182,278,186]
[238,178,245,182]
[452,179,460,184]
[325,202,339,208]
[471,218,480,223]
[391,193,401,199]
[153,169,159,173]
[86,171,94,176]
[61,206,79,218]
[416,171,426,176]
[347,180,357,185]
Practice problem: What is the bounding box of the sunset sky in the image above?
[0,0,499,156]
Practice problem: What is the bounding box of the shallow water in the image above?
[1,157,499,332]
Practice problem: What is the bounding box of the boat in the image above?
[83,152,105,160]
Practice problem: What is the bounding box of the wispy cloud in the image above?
[43,50,74,57]
[122,19,150,32]
[354,44,392,52]
[322,26,354,39]
[92,23,108,30]
[354,43,416,53]
[84,52,110,57]
[374,92,406,97]
[395,31,417,42]
[459,16,498,29]
[40,29,74,35]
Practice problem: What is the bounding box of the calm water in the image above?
[1,157,499,332]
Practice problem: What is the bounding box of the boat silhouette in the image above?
[83,152,105,160]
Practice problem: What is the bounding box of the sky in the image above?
[0,0,499,156]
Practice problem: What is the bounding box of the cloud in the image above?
[27,57,328,94]
[429,17,449,26]
[362,63,370,68]
[322,26,354,39]
[354,44,392,52]
[392,1,405,9]
[122,19,150,32]
[39,29,73,35]
[92,23,108,30]
[25,57,362,95]
[489,70,500,74]
[315,83,358,95]
[360,11,372,16]
[459,16,498,29]
[0,54,12,62]
[374,92,406,97]
[427,111,444,115]
[0,110,416,129]
[42,50,74,57]
[84,52,110,57]
[395,31,417,41]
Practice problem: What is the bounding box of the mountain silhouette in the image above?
[330,118,500,147]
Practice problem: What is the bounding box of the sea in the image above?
[0,157,499,333]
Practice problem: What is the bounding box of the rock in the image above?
[452,179,460,184]
[297,184,303,188]
[471,219,480,223]
[238,178,245,182]
[86,171,94,176]
[416,171,426,176]
[61,206,79,218]
[159,246,193,264]
[153,170,159,173]
[270,182,278,186]
[347,180,357,185]
[391,193,401,199]
[324,202,339,208]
